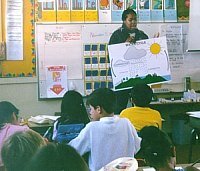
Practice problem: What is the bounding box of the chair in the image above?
[0,166,5,171]
[55,123,85,143]
[188,116,200,163]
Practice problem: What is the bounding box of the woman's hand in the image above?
[153,32,160,38]
[126,36,134,43]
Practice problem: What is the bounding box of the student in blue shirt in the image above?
[69,88,141,171]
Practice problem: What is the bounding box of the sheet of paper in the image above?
[6,0,23,60]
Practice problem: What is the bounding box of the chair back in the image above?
[0,166,5,171]
[55,123,85,143]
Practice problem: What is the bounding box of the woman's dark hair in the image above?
[0,101,19,129]
[25,143,89,171]
[86,88,116,114]
[140,126,175,170]
[122,8,137,21]
[57,91,89,126]
[131,83,153,107]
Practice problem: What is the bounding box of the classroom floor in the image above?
[176,144,200,164]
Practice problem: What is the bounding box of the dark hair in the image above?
[131,83,153,107]
[0,101,19,129]
[140,126,175,170]
[26,143,89,171]
[87,88,116,114]
[1,130,46,171]
[57,91,89,126]
[122,8,137,21]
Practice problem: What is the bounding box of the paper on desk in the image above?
[190,114,200,119]
[98,157,138,171]
[28,115,60,124]
[143,168,156,171]
[143,167,183,171]
[187,111,200,119]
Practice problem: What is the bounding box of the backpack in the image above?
[55,123,85,143]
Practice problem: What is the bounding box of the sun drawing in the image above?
[150,42,161,55]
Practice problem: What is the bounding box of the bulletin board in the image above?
[0,0,36,77]
[36,23,200,98]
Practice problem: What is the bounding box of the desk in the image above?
[138,163,200,171]
[28,122,53,137]
[149,101,200,133]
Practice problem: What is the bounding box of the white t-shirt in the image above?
[69,116,141,171]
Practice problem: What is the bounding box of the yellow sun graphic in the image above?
[150,43,161,55]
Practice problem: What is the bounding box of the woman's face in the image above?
[123,13,137,30]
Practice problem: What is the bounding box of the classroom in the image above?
[0,0,200,170]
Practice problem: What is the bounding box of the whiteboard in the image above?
[36,23,200,99]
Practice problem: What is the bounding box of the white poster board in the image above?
[108,36,171,90]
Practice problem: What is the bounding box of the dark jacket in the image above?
[109,24,148,45]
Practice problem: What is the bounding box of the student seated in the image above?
[52,90,90,142]
[120,83,162,132]
[139,126,176,171]
[0,101,29,168]
[1,130,46,171]
[140,126,200,171]
[69,88,141,171]
[25,143,89,171]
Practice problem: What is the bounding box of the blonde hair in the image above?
[1,130,46,171]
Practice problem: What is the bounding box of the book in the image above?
[151,0,164,22]
[70,0,85,22]
[35,0,57,22]
[98,0,111,23]
[126,0,138,11]
[111,0,125,22]
[177,0,189,22]
[85,0,98,22]
[57,0,71,22]
[164,0,177,22]
[138,0,151,22]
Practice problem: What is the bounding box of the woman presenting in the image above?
[109,8,148,114]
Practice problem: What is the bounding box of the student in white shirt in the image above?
[69,88,141,171]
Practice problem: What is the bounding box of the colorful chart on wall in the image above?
[108,36,171,90]
[177,0,190,22]
[0,0,35,77]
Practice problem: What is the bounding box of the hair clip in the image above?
[153,152,158,156]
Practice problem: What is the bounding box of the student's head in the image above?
[122,8,137,30]
[26,143,89,171]
[140,126,176,171]
[0,101,19,128]
[86,88,116,120]
[1,130,46,171]
[131,83,153,107]
[60,90,89,124]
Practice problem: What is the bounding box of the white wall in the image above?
[0,77,61,119]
